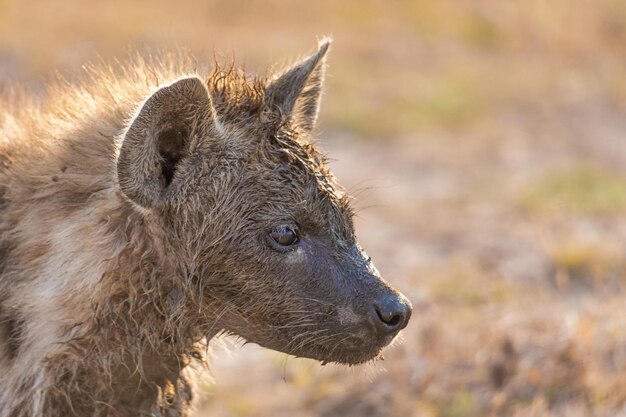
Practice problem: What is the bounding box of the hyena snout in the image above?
[370,291,412,336]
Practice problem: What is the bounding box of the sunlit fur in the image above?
[0,42,409,416]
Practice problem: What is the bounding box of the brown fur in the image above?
[0,42,411,416]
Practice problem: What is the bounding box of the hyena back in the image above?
[0,41,411,416]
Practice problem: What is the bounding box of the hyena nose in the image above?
[371,293,412,335]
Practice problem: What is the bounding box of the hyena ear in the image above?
[117,77,213,208]
[264,40,330,133]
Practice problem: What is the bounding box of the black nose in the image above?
[371,293,412,335]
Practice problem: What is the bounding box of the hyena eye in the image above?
[269,227,299,248]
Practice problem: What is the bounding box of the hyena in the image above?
[0,40,412,416]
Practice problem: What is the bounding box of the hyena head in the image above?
[116,41,411,365]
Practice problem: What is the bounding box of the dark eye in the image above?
[269,227,299,247]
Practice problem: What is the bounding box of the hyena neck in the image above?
[0,200,200,416]
[76,220,203,415]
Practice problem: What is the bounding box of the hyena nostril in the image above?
[375,308,401,327]
[371,293,412,335]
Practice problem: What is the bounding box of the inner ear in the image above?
[157,126,189,187]
[118,77,213,209]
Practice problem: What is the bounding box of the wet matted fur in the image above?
[0,41,411,416]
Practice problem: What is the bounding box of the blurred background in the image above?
[3,0,626,415]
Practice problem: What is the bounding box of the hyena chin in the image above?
[0,39,411,416]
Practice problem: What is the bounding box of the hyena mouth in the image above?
[270,300,411,365]
[292,333,391,366]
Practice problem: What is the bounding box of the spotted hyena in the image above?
[0,40,411,416]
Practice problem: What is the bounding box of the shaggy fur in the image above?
[0,41,411,416]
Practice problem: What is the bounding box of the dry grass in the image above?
[521,167,626,215]
[2,0,626,415]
